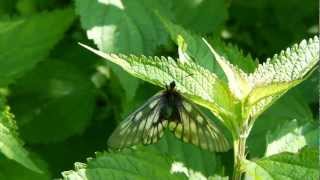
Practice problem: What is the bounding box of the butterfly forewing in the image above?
[168,99,230,152]
[108,81,230,152]
[107,93,166,149]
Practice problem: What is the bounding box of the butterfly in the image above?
[108,81,230,152]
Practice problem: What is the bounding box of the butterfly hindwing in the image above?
[107,93,167,149]
[108,81,230,152]
[168,99,230,152]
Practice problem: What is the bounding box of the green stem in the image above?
[232,135,247,180]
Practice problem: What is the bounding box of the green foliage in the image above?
[0,99,41,173]
[62,148,185,180]
[0,0,318,179]
[9,60,96,143]
[245,148,319,180]
[265,120,318,156]
[0,8,74,87]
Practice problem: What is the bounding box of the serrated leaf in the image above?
[150,132,222,177]
[9,60,95,143]
[204,39,251,100]
[62,149,185,180]
[0,8,74,87]
[265,120,318,156]
[79,43,238,132]
[0,99,42,173]
[74,0,171,101]
[247,36,319,118]
[244,148,319,180]
[161,17,257,81]
[169,161,228,180]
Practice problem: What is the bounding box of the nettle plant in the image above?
[64,23,319,180]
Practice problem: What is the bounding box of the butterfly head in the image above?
[165,81,176,91]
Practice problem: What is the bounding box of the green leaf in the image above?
[171,0,228,34]
[0,99,42,173]
[169,161,228,180]
[247,36,319,118]
[9,60,96,143]
[62,149,185,180]
[79,43,237,132]
[265,120,318,156]
[0,8,75,87]
[0,152,51,180]
[248,90,313,157]
[244,148,319,180]
[150,132,222,177]
[161,17,257,80]
[75,0,169,55]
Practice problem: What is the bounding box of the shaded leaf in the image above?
[0,152,50,180]
[171,0,228,34]
[248,90,313,157]
[0,8,74,86]
[0,99,41,173]
[9,60,95,143]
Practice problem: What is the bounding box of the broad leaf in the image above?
[245,148,319,180]
[150,132,223,177]
[0,8,74,87]
[247,36,319,118]
[9,60,95,143]
[79,43,238,132]
[75,0,170,55]
[0,99,41,173]
[161,17,257,80]
[265,120,318,156]
[171,0,228,34]
[62,149,185,180]
[75,0,169,101]
[248,90,313,157]
[170,161,229,180]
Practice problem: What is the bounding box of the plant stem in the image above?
[232,134,247,180]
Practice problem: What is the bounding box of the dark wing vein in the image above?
[169,100,230,152]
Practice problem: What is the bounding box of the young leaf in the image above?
[79,43,238,132]
[244,148,319,180]
[62,149,185,180]
[265,120,318,156]
[9,60,95,143]
[160,17,257,80]
[0,99,42,173]
[0,8,74,87]
[247,36,319,118]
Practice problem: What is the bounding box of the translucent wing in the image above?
[108,93,167,149]
[168,99,230,152]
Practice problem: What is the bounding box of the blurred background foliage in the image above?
[0,0,317,179]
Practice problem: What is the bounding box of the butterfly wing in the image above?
[108,93,167,149]
[168,99,230,152]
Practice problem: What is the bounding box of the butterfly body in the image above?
[108,81,230,152]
